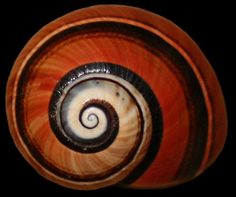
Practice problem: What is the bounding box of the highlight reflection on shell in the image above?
[6,5,227,190]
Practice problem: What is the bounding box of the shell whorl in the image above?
[6,5,227,190]
[48,62,160,157]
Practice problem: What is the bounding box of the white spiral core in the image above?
[79,106,107,138]
[60,73,151,145]
[81,109,99,129]
[61,96,108,139]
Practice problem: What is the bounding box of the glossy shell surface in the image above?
[6,5,227,190]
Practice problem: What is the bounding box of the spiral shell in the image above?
[6,5,227,190]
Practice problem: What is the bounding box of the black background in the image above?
[0,0,234,195]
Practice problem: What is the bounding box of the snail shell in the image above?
[6,5,227,190]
